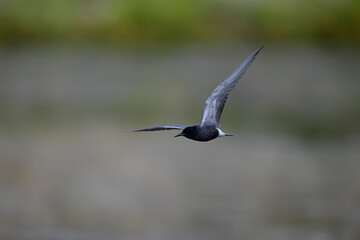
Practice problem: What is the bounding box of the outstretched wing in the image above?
[201,47,263,127]
[132,125,187,132]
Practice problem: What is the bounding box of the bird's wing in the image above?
[132,125,187,132]
[201,46,263,127]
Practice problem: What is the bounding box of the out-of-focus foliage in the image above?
[0,0,359,46]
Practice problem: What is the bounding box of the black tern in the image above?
[132,47,263,142]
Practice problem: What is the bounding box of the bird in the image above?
[132,47,263,142]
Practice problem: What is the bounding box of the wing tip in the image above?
[130,125,187,132]
[254,45,264,56]
[131,129,142,132]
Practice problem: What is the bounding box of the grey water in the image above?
[0,45,359,240]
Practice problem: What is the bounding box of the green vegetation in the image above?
[0,0,359,46]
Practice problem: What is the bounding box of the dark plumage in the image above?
[174,125,221,142]
[132,47,263,142]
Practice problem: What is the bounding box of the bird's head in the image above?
[174,126,194,138]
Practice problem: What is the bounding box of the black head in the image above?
[174,126,197,138]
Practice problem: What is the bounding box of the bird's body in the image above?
[174,125,221,142]
[132,47,263,142]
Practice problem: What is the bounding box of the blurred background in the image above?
[1,0,360,239]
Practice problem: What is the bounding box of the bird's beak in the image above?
[174,133,183,138]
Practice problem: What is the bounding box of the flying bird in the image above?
[132,47,263,142]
